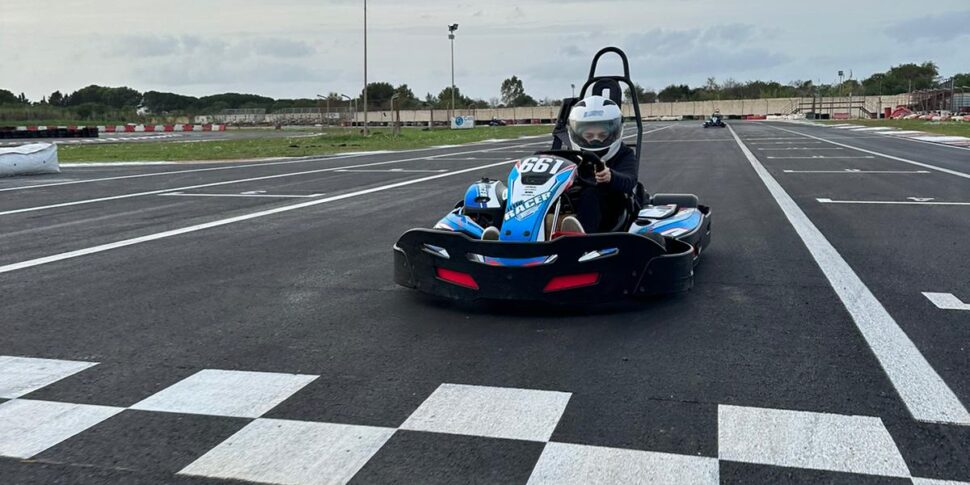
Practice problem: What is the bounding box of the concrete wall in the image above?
[206,94,915,125]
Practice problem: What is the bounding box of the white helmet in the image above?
[568,95,624,162]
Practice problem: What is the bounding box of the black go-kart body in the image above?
[393,47,712,304]
[703,115,726,128]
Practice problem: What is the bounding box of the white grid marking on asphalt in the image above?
[527,441,719,485]
[0,355,97,399]
[129,369,317,418]
[0,399,122,458]
[179,418,395,485]
[400,383,572,442]
[718,405,910,477]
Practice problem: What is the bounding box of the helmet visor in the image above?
[568,118,622,150]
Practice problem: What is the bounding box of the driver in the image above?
[559,95,638,234]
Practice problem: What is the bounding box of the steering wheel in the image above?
[533,150,605,187]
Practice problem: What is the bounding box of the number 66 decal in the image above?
[519,157,564,174]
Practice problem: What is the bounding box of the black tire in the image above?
[651,193,698,208]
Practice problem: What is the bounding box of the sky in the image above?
[1,0,968,102]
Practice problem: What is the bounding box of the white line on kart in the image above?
[727,124,970,426]
[0,139,552,217]
[816,198,970,206]
[0,159,515,275]
[783,170,930,174]
[767,125,970,177]
[158,192,324,199]
[922,292,970,311]
[766,156,876,159]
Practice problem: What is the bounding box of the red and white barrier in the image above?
[10,124,225,133]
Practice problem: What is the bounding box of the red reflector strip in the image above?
[435,267,479,290]
[543,273,600,292]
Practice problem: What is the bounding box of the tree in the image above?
[48,90,65,106]
[142,91,199,113]
[658,84,692,102]
[624,83,657,104]
[360,82,396,109]
[0,89,18,105]
[392,84,420,109]
[953,73,970,88]
[500,76,526,106]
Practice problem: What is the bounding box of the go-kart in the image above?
[393,47,712,303]
[703,114,726,128]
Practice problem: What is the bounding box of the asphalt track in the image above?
[0,122,968,484]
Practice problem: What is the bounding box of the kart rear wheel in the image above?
[651,193,698,209]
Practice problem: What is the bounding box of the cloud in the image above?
[620,24,789,80]
[252,38,317,58]
[110,35,313,60]
[886,10,970,42]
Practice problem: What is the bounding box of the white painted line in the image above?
[768,125,970,176]
[750,141,823,145]
[527,442,719,485]
[0,399,123,458]
[922,292,970,311]
[718,405,910,477]
[912,136,970,143]
[767,156,876,159]
[728,124,970,425]
[0,135,549,193]
[0,356,98,399]
[784,170,930,174]
[0,140,539,217]
[335,168,448,173]
[817,198,970,206]
[130,369,317,418]
[883,131,928,136]
[400,383,571,442]
[0,159,514,274]
[179,418,394,485]
[851,127,897,132]
[61,162,178,167]
[158,192,324,199]
[759,147,844,151]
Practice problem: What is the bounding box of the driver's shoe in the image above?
[482,226,500,240]
[560,216,585,234]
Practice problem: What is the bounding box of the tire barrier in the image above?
[0,124,225,139]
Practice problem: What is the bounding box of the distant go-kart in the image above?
[392,47,712,304]
[703,114,726,128]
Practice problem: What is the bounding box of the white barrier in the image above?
[0,143,60,177]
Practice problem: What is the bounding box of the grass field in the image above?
[57,126,553,162]
[819,119,970,137]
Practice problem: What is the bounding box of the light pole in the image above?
[390,93,400,135]
[340,94,356,127]
[448,23,459,124]
[315,94,330,128]
[571,83,576,98]
[362,0,369,135]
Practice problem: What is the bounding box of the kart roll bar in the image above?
[578,47,643,161]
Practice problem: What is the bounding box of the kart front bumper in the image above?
[393,229,695,304]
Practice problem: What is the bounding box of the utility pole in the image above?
[448,24,459,124]
[363,0,369,135]
[571,83,575,98]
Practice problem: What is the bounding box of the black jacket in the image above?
[604,144,639,194]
